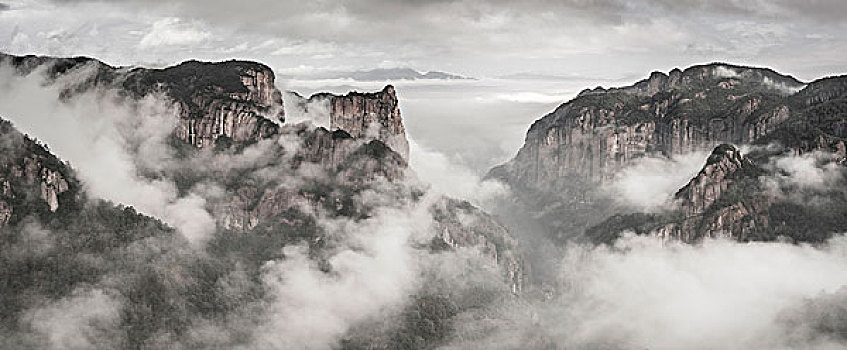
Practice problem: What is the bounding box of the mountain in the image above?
[306,85,410,159]
[2,54,285,148]
[339,67,471,81]
[0,53,524,349]
[586,143,847,244]
[488,63,847,242]
[0,116,186,348]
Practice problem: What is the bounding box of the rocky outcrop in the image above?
[431,198,526,294]
[587,143,847,244]
[0,53,286,149]
[0,118,80,227]
[306,86,409,159]
[654,144,769,242]
[123,60,285,148]
[674,144,756,217]
[489,63,847,241]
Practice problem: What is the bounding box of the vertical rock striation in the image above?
[488,63,847,241]
[0,118,80,227]
[654,144,769,242]
[123,60,286,148]
[305,86,410,159]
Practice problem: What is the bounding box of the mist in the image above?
[605,151,711,211]
[442,234,847,349]
[0,61,217,243]
[1,7,846,345]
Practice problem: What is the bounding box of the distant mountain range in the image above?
[312,67,472,81]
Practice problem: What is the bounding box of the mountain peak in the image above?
[581,62,806,97]
[327,85,409,159]
[674,144,760,218]
[342,67,470,81]
[705,144,744,166]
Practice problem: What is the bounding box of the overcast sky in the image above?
[1,0,846,172]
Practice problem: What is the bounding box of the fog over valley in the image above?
[1,1,847,349]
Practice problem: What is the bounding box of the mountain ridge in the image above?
[0,52,530,348]
[488,61,847,242]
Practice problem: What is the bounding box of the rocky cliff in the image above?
[655,144,770,242]
[123,60,285,148]
[0,118,79,227]
[489,63,847,241]
[491,64,804,187]
[0,53,530,348]
[674,144,759,217]
[586,143,847,244]
[302,85,410,159]
[430,198,526,294]
[0,53,286,149]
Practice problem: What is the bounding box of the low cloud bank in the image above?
[606,151,709,211]
[446,234,847,349]
[408,138,508,207]
[0,61,216,243]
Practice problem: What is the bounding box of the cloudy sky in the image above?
[2,0,846,172]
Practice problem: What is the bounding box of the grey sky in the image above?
[1,0,846,172]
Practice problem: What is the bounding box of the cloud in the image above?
[758,150,847,206]
[24,288,123,350]
[408,138,508,206]
[714,65,740,78]
[138,17,210,49]
[253,206,425,349]
[762,76,806,94]
[771,152,842,189]
[446,234,847,349]
[605,151,710,210]
[281,91,331,128]
[0,60,216,243]
[551,235,847,348]
[478,92,566,104]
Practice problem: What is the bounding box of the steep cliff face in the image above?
[491,64,803,189]
[123,60,285,148]
[0,53,286,149]
[0,118,79,227]
[430,198,526,293]
[655,144,770,242]
[489,63,847,241]
[0,52,527,300]
[674,144,758,217]
[306,86,410,159]
[587,143,847,244]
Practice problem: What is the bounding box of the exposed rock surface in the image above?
[675,144,756,217]
[307,86,410,159]
[0,53,286,149]
[0,118,78,227]
[430,198,526,293]
[489,63,847,241]
[0,52,526,301]
[123,60,285,148]
[655,144,769,242]
[586,144,847,244]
